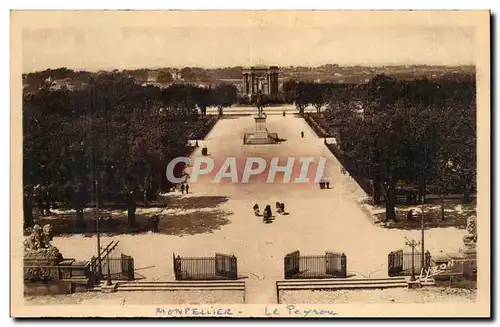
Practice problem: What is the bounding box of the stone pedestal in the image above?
[244,114,279,145]
[24,248,64,282]
[461,215,477,259]
[101,282,118,293]
[407,280,422,289]
[24,224,94,295]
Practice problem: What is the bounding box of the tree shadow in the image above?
[165,195,229,210]
[374,203,474,230]
[32,208,233,237]
[159,209,232,236]
[220,114,252,119]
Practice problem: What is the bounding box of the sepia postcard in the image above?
[10,10,490,318]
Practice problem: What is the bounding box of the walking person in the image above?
[301,131,304,138]
[253,204,260,216]
[185,184,190,194]
[180,183,185,194]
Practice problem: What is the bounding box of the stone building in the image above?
[242,65,279,97]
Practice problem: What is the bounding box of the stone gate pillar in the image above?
[243,73,247,95]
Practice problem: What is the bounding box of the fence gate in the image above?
[121,253,135,281]
[325,252,347,278]
[173,253,181,280]
[388,249,404,277]
[284,250,300,279]
[215,253,237,279]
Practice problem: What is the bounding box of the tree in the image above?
[23,70,197,232]
[323,74,476,222]
[309,83,333,113]
[157,70,173,84]
[213,84,237,108]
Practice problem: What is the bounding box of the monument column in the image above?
[267,73,273,94]
[245,73,250,95]
[251,73,255,94]
[269,72,273,94]
[273,72,277,94]
[243,73,247,95]
[274,72,279,93]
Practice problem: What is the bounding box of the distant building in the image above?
[147,71,159,83]
[242,65,279,97]
[171,69,182,81]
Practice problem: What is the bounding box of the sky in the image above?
[21,20,475,72]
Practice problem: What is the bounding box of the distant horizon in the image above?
[23,63,476,75]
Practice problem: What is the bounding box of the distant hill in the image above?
[23,65,475,93]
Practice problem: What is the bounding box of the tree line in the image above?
[309,75,476,222]
[23,72,237,230]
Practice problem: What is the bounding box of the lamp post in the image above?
[405,237,421,281]
[106,253,112,286]
[421,197,425,271]
[95,181,102,279]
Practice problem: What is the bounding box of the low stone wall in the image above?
[24,280,89,296]
[303,114,330,138]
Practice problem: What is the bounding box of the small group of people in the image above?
[319,178,331,189]
[253,202,286,223]
[179,183,190,194]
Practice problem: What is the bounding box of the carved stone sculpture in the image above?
[461,215,477,259]
[462,215,477,247]
[24,224,63,281]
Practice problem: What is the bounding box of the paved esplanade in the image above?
[52,113,466,304]
[184,114,460,303]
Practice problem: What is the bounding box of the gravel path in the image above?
[25,290,244,305]
[280,287,476,304]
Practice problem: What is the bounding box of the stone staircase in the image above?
[90,280,246,293]
[88,277,435,304]
[276,276,436,292]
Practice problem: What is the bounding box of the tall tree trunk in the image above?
[380,181,397,222]
[440,193,445,221]
[103,167,110,203]
[418,178,426,204]
[23,190,34,229]
[76,208,84,231]
[73,184,85,231]
[157,171,163,194]
[298,105,305,116]
[128,205,136,226]
[127,191,137,226]
[463,187,472,203]
[373,175,382,205]
[385,190,397,222]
